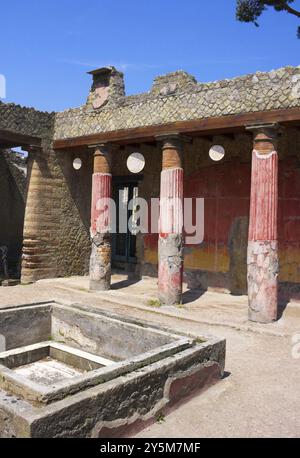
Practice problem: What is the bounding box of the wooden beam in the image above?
[0,143,18,149]
[53,107,300,150]
[0,129,41,148]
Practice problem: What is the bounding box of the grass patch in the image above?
[194,337,205,344]
[147,299,161,308]
[176,302,185,309]
[156,413,166,424]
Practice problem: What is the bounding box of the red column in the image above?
[157,134,184,305]
[89,144,112,290]
[247,124,279,323]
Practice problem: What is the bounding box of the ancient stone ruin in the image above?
[0,300,225,437]
[1,65,300,436]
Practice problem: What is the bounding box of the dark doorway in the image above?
[112,180,139,267]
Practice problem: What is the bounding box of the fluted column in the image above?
[247,124,280,323]
[157,134,184,305]
[89,144,112,291]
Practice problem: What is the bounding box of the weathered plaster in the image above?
[247,240,279,323]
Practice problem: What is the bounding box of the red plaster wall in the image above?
[144,155,300,298]
[278,157,300,296]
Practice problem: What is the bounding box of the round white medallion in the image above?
[127,152,145,173]
[73,158,82,170]
[209,145,225,162]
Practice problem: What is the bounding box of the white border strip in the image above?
[253,149,277,159]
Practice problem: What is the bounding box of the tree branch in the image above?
[282,3,300,19]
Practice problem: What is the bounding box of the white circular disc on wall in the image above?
[127,152,145,173]
[209,145,225,162]
[73,158,82,170]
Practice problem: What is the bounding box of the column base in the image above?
[247,240,279,323]
[158,233,183,306]
[89,234,111,291]
[89,279,111,291]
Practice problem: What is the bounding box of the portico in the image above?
[1,65,300,322]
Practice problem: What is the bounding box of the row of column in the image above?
[89,124,280,324]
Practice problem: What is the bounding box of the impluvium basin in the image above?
[0,300,226,438]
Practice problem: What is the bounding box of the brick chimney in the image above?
[86,66,125,109]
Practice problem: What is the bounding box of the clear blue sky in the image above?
[0,0,299,112]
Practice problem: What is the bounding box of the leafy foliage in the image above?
[236,0,300,37]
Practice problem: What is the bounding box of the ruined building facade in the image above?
[1,65,300,323]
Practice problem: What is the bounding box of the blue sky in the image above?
[0,0,299,112]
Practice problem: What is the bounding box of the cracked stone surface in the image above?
[247,241,279,323]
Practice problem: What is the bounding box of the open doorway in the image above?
[112,178,139,273]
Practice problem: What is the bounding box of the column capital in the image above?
[155,132,191,147]
[88,142,119,154]
[90,144,115,174]
[246,123,281,154]
[156,133,191,170]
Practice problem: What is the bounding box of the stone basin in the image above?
[0,300,226,438]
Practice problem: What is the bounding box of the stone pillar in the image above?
[21,145,58,283]
[247,124,280,323]
[89,144,112,291]
[157,134,184,305]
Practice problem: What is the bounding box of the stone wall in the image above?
[0,102,90,282]
[21,143,92,283]
[0,151,26,278]
[54,150,92,277]
[0,101,53,138]
[54,66,300,140]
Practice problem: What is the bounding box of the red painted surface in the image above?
[247,149,279,322]
[144,160,251,273]
[96,363,221,439]
[90,173,112,236]
[184,161,251,246]
[278,157,300,244]
[143,157,300,294]
[159,168,184,235]
[158,167,184,304]
[248,150,278,241]
[168,363,222,407]
[158,259,183,296]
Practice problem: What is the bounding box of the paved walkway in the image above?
[0,275,300,437]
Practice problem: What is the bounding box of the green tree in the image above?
[236,1,300,37]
